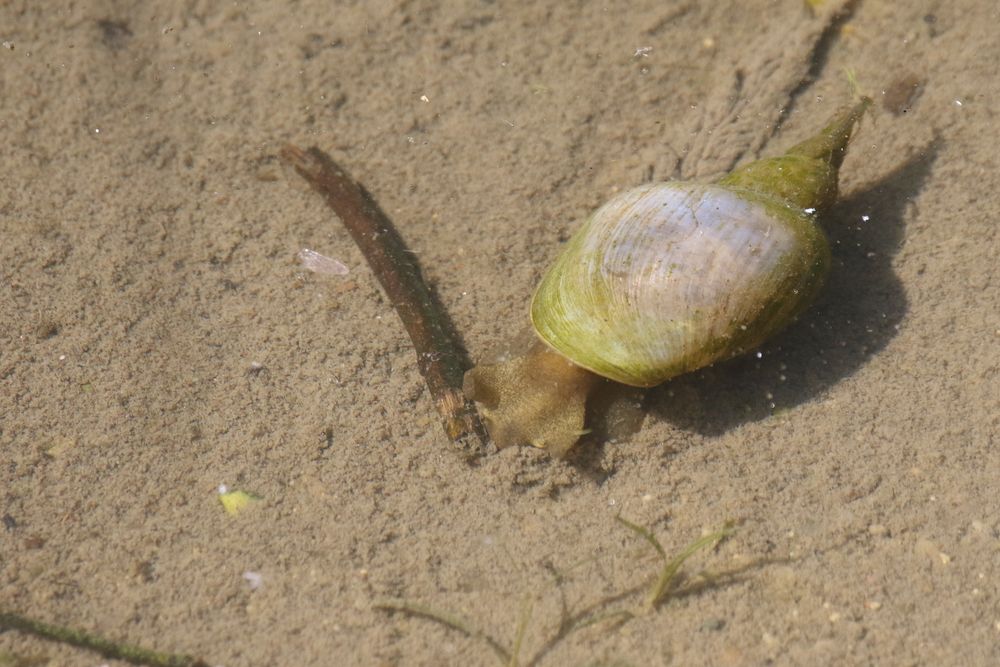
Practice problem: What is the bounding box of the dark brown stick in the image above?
[280,145,487,452]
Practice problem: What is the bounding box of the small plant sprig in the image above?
[614,516,735,614]
[376,519,735,667]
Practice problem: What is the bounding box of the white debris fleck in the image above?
[803,207,816,214]
[861,214,870,222]
[217,484,229,494]
[419,94,429,103]
[297,248,349,276]
[633,46,652,58]
[243,570,263,590]
[954,99,963,107]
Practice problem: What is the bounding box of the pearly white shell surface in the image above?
[531,182,829,386]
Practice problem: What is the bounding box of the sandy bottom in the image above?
[2,1,998,665]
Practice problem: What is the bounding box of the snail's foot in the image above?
[463,342,597,458]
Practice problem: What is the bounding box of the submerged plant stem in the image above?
[0,610,208,667]
[643,524,735,611]
[374,600,512,665]
[281,145,487,452]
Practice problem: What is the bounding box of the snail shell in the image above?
[465,98,872,456]
[531,182,829,387]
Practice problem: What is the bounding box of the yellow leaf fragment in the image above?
[218,489,261,516]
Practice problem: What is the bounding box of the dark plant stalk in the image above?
[0,610,208,667]
[281,145,487,452]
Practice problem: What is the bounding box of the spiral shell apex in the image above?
[530,182,830,387]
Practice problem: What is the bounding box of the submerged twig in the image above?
[0,610,208,667]
[281,145,487,452]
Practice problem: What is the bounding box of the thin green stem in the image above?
[643,524,735,611]
[614,515,666,560]
[0,610,208,667]
[374,600,512,665]
[508,599,533,667]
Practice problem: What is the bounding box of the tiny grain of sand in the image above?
[2,1,998,665]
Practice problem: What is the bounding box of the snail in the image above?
[463,98,873,457]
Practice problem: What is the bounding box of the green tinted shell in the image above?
[530,182,830,386]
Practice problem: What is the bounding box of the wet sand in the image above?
[2,1,998,665]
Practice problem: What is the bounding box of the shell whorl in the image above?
[530,182,830,387]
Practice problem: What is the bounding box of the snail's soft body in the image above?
[464,98,872,456]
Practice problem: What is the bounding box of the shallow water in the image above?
[2,1,997,665]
